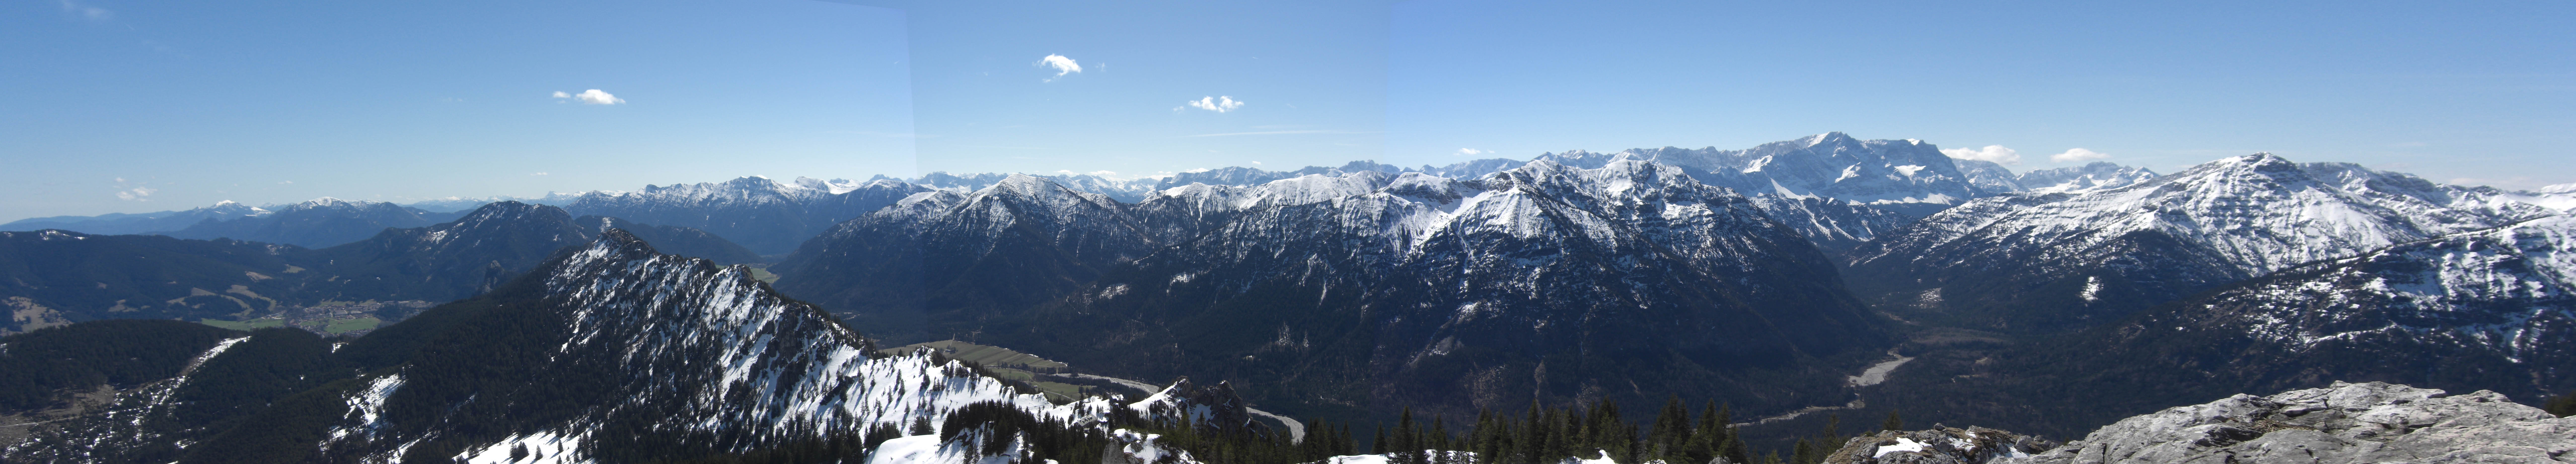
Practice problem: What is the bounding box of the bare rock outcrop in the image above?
[1822,426,2056,464]
[1997,381,2576,464]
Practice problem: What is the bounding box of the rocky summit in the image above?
[1826,381,2576,464]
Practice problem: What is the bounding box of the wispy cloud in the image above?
[1183,96,1245,113]
[1941,145,2021,165]
[1183,130,1380,138]
[114,186,156,201]
[1037,54,1081,82]
[58,0,112,21]
[531,172,549,176]
[1456,148,1486,156]
[2050,148,2111,162]
[552,91,570,98]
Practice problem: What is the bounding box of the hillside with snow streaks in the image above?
[961,160,1885,422]
[60,232,1087,464]
[1844,153,2559,333]
[2027,213,2576,405]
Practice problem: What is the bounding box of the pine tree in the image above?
[1432,416,1451,452]
[1373,426,1389,455]
[1882,410,1904,432]
[1522,401,1547,464]
[1397,407,1421,464]
[1648,395,1690,461]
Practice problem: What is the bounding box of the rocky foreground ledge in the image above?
[1825,381,2576,464]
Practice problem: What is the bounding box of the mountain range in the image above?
[5,132,2575,463]
[0,202,758,334]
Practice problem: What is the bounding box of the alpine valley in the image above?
[6,133,2574,464]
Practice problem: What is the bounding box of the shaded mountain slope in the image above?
[1844,153,2556,334]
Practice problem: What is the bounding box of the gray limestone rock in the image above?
[1822,426,2056,464]
[1995,381,2576,464]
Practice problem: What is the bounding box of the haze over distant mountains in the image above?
[5,133,2575,463]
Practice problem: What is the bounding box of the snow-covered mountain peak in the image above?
[1803,131,1856,147]
[2015,161,2163,194]
[1849,153,2562,333]
[278,196,378,211]
[1234,171,1396,209]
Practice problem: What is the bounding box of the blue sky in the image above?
[6,0,2569,221]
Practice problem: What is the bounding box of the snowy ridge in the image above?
[1546,132,1985,207]
[308,231,1103,463]
[1853,153,2557,290]
[2178,213,2576,357]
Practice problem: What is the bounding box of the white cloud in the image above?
[58,0,112,21]
[532,172,549,176]
[1088,171,1117,177]
[2050,148,2112,162]
[115,186,156,201]
[1457,148,1486,156]
[1185,96,1245,113]
[1940,145,2021,165]
[1183,168,1212,173]
[1037,54,1081,81]
[571,89,623,105]
[552,91,570,98]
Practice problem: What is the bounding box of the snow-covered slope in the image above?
[1540,133,1986,214]
[1844,153,2558,333]
[915,171,1164,203]
[2011,162,2162,194]
[2501,183,2576,211]
[287,231,1083,463]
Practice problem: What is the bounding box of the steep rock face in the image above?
[1844,153,2556,333]
[563,176,926,254]
[771,174,1160,342]
[163,198,456,249]
[979,161,1885,421]
[1997,382,2576,464]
